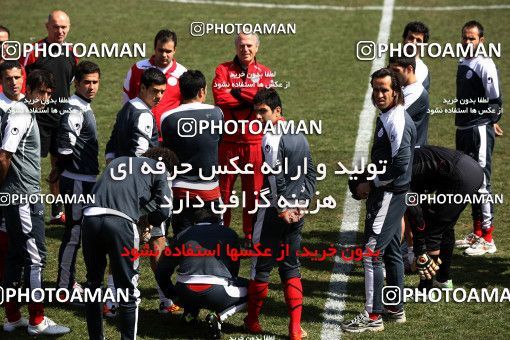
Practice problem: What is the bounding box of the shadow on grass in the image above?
[450,252,510,288]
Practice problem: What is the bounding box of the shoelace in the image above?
[351,312,368,324]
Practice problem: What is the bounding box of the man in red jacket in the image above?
[123,29,186,136]
[212,32,273,246]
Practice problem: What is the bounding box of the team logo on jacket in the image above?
[377,128,383,138]
[10,127,19,135]
[390,133,396,142]
[145,125,152,134]
[265,144,271,153]
[168,77,178,86]
[466,70,473,79]
[251,73,261,83]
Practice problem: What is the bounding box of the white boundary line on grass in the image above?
[157,0,510,11]
[319,0,394,338]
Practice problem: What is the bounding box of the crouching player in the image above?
[407,145,483,289]
[244,89,316,340]
[156,206,247,339]
[81,147,177,340]
[344,68,416,332]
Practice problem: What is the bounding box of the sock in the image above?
[368,313,380,321]
[157,285,172,305]
[418,279,432,290]
[473,220,482,237]
[246,280,269,324]
[482,226,494,243]
[28,302,44,326]
[437,244,453,283]
[5,301,21,323]
[284,277,303,334]
[106,274,117,308]
[51,203,63,217]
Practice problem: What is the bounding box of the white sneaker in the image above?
[433,279,453,289]
[463,238,497,256]
[341,310,384,333]
[455,232,479,249]
[27,317,70,336]
[3,317,28,332]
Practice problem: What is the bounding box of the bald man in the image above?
[20,10,78,226]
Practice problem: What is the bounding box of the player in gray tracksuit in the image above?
[54,61,101,292]
[454,21,502,256]
[244,89,316,340]
[1,66,70,335]
[82,147,177,340]
[343,68,416,333]
[388,55,429,146]
[104,68,176,313]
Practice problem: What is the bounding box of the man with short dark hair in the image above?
[21,10,78,225]
[107,68,164,160]
[82,147,177,340]
[123,29,187,135]
[388,56,429,146]
[342,68,416,333]
[454,20,503,256]
[0,26,27,95]
[51,61,101,295]
[402,21,430,92]
[0,68,70,335]
[160,70,224,235]
[245,88,316,340]
[212,33,274,247]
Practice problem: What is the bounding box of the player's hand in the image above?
[279,209,300,224]
[494,123,503,137]
[356,182,371,200]
[415,254,442,280]
[137,215,152,244]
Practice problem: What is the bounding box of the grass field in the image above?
[1,0,510,339]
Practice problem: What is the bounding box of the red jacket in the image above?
[123,56,186,133]
[212,57,273,144]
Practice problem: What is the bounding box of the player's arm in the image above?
[105,114,120,163]
[212,64,244,108]
[0,150,13,185]
[274,137,302,223]
[372,123,413,189]
[482,62,503,123]
[0,106,30,184]
[148,170,172,227]
[122,66,136,104]
[132,111,157,157]
[155,236,180,301]
[406,204,427,255]
[53,109,83,180]
[303,141,317,201]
